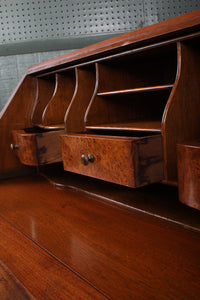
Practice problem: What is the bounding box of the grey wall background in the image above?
[1,0,200,110]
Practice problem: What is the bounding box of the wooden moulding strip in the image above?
[97,85,174,96]
[34,31,200,79]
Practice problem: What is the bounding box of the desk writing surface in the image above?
[0,175,200,299]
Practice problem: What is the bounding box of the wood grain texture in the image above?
[26,10,200,75]
[86,120,162,132]
[0,216,107,300]
[0,261,33,300]
[35,129,64,165]
[0,12,200,189]
[0,175,200,299]
[85,91,169,129]
[0,76,36,175]
[177,141,200,210]
[65,66,96,133]
[31,76,55,125]
[61,133,163,187]
[85,55,173,129]
[42,72,76,126]
[12,129,64,166]
[12,130,38,166]
[1,11,200,185]
[39,163,200,231]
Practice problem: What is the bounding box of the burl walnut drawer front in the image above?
[12,129,64,166]
[61,134,164,188]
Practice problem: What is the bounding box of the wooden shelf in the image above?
[86,120,162,132]
[97,84,174,96]
[37,124,65,130]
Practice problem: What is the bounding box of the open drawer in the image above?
[11,128,65,166]
[61,133,164,188]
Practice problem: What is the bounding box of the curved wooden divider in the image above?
[31,76,55,125]
[162,40,200,183]
[65,65,96,133]
[42,72,76,127]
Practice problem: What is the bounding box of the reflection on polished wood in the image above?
[86,120,162,132]
[40,164,200,231]
[0,175,200,299]
[0,260,33,300]
[0,216,107,300]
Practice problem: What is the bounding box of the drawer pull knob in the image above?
[10,144,19,150]
[81,154,88,165]
[88,154,95,163]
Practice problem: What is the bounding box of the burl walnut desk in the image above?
[0,10,200,299]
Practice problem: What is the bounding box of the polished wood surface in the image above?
[177,141,200,210]
[0,260,33,300]
[162,39,200,183]
[0,175,200,299]
[65,66,96,133]
[0,216,106,300]
[40,163,200,231]
[85,59,171,132]
[86,121,162,132]
[1,10,200,299]
[0,76,36,176]
[42,72,76,126]
[12,130,38,166]
[97,84,174,96]
[31,76,55,125]
[61,133,163,187]
[12,129,64,166]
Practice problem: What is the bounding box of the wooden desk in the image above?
[1,10,200,299]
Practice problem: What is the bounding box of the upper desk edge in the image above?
[26,9,200,75]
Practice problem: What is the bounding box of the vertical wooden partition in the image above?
[31,76,55,126]
[162,37,200,183]
[65,65,96,133]
[42,72,76,127]
[85,43,177,135]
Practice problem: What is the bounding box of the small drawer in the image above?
[177,141,200,210]
[11,129,65,166]
[61,133,164,188]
